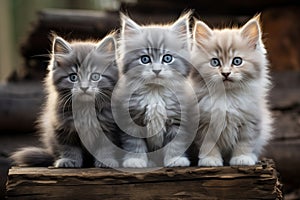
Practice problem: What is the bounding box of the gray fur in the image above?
[11,34,119,168]
[10,147,54,167]
[115,12,198,168]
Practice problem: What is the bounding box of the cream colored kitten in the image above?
[191,15,272,166]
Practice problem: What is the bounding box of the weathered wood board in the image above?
[6,159,282,200]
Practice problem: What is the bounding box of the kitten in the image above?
[11,34,119,168]
[113,12,198,168]
[191,15,272,166]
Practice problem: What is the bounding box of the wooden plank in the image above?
[122,0,300,15]
[6,158,282,200]
[265,140,300,191]
[0,158,10,199]
[0,82,43,132]
[20,9,175,63]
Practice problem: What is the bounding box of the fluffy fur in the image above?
[11,34,119,168]
[191,15,272,166]
[114,12,198,168]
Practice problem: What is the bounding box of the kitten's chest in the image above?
[199,92,258,139]
[70,101,102,130]
[131,87,179,119]
[200,92,254,119]
[199,92,259,144]
[141,90,164,110]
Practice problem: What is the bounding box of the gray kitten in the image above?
[191,15,272,166]
[114,12,198,168]
[11,34,119,168]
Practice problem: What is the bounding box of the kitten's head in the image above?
[49,34,118,102]
[192,15,268,90]
[118,12,192,85]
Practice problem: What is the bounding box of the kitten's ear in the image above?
[120,13,141,34]
[53,36,72,54]
[171,11,191,36]
[193,20,213,46]
[96,35,116,54]
[240,15,262,49]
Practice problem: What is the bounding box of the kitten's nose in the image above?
[152,69,162,75]
[221,72,231,78]
[80,87,88,92]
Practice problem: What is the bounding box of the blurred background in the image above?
[0,0,300,199]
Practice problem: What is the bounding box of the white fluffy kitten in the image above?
[191,15,272,166]
[114,12,198,168]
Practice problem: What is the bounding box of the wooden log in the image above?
[265,140,300,192]
[6,158,282,200]
[0,158,10,199]
[122,0,300,15]
[0,82,43,132]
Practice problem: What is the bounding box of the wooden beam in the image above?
[122,0,300,15]
[6,158,282,199]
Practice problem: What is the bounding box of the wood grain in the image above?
[6,158,282,200]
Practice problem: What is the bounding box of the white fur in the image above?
[143,87,167,147]
[123,158,148,168]
[55,158,81,168]
[166,156,190,167]
[191,16,272,166]
[230,155,256,166]
[198,156,223,167]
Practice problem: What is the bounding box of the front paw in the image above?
[198,156,223,167]
[123,158,147,168]
[165,156,190,167]
[230,155,256,166]
[95,158,119,168]
[54,158,82,168]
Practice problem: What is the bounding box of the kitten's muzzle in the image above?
[221,72,231,78]
[80,87,89,92]
[221,72,233,82]
[152,69,162,75]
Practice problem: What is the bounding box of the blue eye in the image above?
[69,73,78,82]
[162,54,173,63]
[232,57,243,66]
[210,58,221,67]
[140,55,151,64]
[91,73,101,81]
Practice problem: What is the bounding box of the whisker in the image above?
[59,93,73,119]
[31,54,51,58]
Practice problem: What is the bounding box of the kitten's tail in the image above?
[10,147,54,167]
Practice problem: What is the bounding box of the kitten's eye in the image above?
[232,57,243,66]
[91,73,101,81]
[210,58,221,67]
[140,55,151,64]
[69,73,78,82]
[162,54,173,63]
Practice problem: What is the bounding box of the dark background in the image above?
[1,0,300,199]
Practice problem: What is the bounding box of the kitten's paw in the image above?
[123,158,147,168]
[165,156,190,167]
[198,156,223,167]
[95,158,119,168]
[54,158,82,168]
[230,155,256,166]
